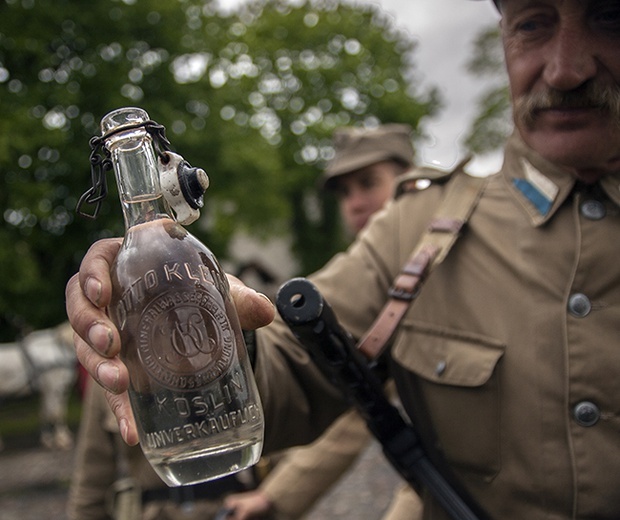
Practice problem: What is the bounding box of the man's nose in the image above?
[543,25,597,91]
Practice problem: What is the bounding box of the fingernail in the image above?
[257,292,273,304]
[85,277,102,306]
[119,418,129,442]
[88,322,113,355]
[96,361,120,393]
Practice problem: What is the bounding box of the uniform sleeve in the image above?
[67,379,118,520]
[254,186,440,453]
[261,408,371,518]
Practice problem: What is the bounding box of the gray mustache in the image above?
[514,83,620,127]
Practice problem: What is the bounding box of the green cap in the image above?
[322,124,414,190]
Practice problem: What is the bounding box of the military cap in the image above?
[322,124,415,190]
[473,0,500,8]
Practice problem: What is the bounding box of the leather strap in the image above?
[356,170,488,360]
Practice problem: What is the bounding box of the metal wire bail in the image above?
[76,119,172,219]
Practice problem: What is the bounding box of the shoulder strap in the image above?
[356,168,488,360]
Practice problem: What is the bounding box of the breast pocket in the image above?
[392,322,505,478]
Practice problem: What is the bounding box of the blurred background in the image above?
[0,0,511,516]
[0,0,510,341]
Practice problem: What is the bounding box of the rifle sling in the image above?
[356,171,487,360]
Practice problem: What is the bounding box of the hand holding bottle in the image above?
[68,107,276,485]
[65,251,275,445]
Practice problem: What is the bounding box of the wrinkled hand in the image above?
[222,490,275,520]
[65,237,275,445]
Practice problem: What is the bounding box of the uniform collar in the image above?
[501,132,620,227]
[600,170,620,208]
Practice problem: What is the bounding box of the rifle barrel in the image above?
[276,278,484,520]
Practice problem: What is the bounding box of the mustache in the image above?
[513,83,620,128]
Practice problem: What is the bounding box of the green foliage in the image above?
[463,25,513,154]
[465,86,513,153]
[0,0,438,340]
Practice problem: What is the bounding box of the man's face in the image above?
[331,161,401,235]
[501,0,620,181]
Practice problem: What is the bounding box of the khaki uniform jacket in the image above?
[262,408,374,518]
[260,405,422,520]
[67,380,225,520]
[254,132,620,519]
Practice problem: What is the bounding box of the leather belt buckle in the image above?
[388,286,418,301]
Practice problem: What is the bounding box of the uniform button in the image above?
[568,293,592,318]
[435,360,447,376]
[573,401,600,427]
[581,200,606,220]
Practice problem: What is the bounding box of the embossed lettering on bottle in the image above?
[86,107,264,487]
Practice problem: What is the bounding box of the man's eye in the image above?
[516,20,539,32]
[335,190,348,200]
[594,8,620,27]
[509,10,555,36]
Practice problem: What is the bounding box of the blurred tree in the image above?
[463,25,512,154]
[203,0,440,270]
[0,0,438,340]
[0,0,203,339]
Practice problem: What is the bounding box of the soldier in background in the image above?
[222,124,423,520]
[67,375,254,519]
[66,124,418,520]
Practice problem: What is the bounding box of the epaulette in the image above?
[395,155,472,198]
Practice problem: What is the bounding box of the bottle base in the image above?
[147,437,263,487]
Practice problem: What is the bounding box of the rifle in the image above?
[275,277,486,520]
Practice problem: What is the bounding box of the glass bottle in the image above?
[100,107,264,486]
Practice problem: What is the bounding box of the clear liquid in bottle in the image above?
[92,106,264,487]
[110,217,264,486]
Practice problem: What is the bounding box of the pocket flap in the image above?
[392,323,505,387]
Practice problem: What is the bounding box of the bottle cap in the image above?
[159,151,210,225]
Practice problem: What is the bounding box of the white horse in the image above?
[0,322,77,451]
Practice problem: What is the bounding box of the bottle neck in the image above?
[106,126,173,230]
